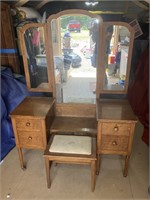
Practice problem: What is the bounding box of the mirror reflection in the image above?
[50,15,100,103]
[24,26,49,89]
[103,25,130,91]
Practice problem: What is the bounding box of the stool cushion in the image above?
[49,135,92,155]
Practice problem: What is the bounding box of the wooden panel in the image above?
[0,55,8,65]
[101,122,130,136]
[51,116,97,135]
[55,103,96,118]
[1,27,6,48]
[1,3,15,48]
[1,3,20,73]
[45,104,55,132]
[0,55,19,69]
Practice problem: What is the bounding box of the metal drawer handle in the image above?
[26,122,30,127]
[28,136,32,140]
[112,141,117,146]
[114,126,119,131]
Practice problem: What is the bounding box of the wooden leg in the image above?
[17,148,26,170]
[45,158,51,188]
[123,155,130,177]
[96,154,101,175]
[91,160,96,192]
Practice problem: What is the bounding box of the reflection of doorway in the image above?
[56,15,97,103]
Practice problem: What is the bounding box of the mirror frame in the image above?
[19,23,53,92]
[47,9,103,100]
[98,21,135,95]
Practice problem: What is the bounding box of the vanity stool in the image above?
[43,134,96,192]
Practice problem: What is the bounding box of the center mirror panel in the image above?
[48,11,102,103]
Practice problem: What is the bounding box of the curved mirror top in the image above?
[49,12,102,103]
[102,24,132,93]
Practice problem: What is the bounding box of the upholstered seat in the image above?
[49,135,92,155]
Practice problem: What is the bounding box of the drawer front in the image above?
[15,119,41,130]
[101,135,129,152]
[101,123,130,136]
[17,131,44,149]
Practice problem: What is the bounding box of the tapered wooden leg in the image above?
[123,155,130,177]
[45,158,51,188]
[96,154,101,175]
[17,148,26,170]
[91,160,96,192]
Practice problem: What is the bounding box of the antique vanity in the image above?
[10,9,137,180]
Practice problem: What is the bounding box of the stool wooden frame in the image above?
[43,135,97,192]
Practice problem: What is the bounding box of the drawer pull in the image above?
[26,122,30,127]
[112,141,117,146]
[28,136,32,140]
[114,126,119,132]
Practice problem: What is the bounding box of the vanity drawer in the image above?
[17,131,44,149]
[101,135,129,152]
[15,119,41,130]
[101,123,130,136]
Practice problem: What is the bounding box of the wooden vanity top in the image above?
[96,99,137,122]
[10,97,55,118]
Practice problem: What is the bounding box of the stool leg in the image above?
[45,158,51,188]
[91,160,96,192]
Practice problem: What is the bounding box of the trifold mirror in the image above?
[19,10,134,98]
